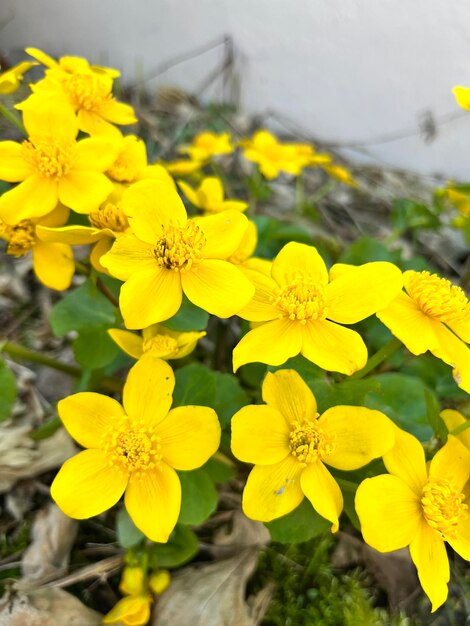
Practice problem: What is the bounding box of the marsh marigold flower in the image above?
[453,85,470,111]
[241,130,309,179]
[108,324,206,360]
[107,133,174,185]
[178,131,233,162]
[232,242,402,373]
[51,356,221,542]
[0,95,117,223]
[0,60,37,94]
[178,177,248,214]
[355,428,470,611]
[231,369,395,530]
[23,47,137,137]
[0,204,74,290]
[100,179,254,329]
[377,270,470,392]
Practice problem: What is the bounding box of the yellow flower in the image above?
[23,48,137,137]
[445,187,470,217]
[241,130,302,179]
[119,566,145,596]
[178,177,248,214]
[108,324,206,360]
[107,134,175,185]
[0,204,74,290]
[163,159,202,176]
[323,163,358,187]
[441,409,470,450]
[232,241,403,373]
[228,220,258,265]
[377,270,470,393]
[51,355,221,542]
[0,61,37,95]
[0,95,117,223]
[355,428,470,612]
[231,369,394,530]
[149,570,171,595]
[103,595,152,626]
[100,179,255,329]
[453,86,470,111]
[178,131,233,162]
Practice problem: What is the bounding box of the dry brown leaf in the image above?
[0,587,102,626]
[213,510,270,550]
[21,504,78,584]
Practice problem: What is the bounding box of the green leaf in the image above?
[391,198,440,233]
[424,389,448,442]
[202,457,236,484]
[310,378,381,413]
[0,358,17,422]
[30,416,61,440]
[178,468,218,525]
[164,295,209,331]
[150,524,199,568]
[73,326,120,370]
[265,499,329,543]
[49,278,116,337]
[212,372,250,426]
[116,508,144,549]
[339,236,402,265]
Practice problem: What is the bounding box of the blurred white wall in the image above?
[2,0,470,178]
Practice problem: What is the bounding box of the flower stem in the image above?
[0,104,26,134]
[349,337,402,380]
[450,419,470,437]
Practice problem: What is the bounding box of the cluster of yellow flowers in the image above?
[1,51,470,616]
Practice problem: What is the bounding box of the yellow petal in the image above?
[319,406,395,471]
[221,200,249,213]
[90,237,114,273]
[233,318,302,371]
[35,202,69,227]
[355,475,422,551]
[25,47,58,68]
[409,521,449,612]
[326,262,403,324]
[178,180,201,208]
[236,268,280,322]
[300,461,343,532]
[22,95,78,143]
[300,320,367,375]
[383,427,427,496]
[242,456,305,522]
[58,392,125,448]
[119,566,145,596]
[0,141,33,181]
[125,463,181,542]
[428,320,470,393]
[198,210,248,259]
[77,109,122,138]
[58,171,114,214]
[122,355,175,429]
[453,86,470,111]
[181,259,254,318]
[440,409,470,450]
[199,177,224,205]
[108,329,144,359]
[122,179,187,244]
[103,595,151,626]
[448,518,470,560]
[32,241,74,290]
[36,224,104,245]
[100,99,138,125]
[429,435,470,492]
[51,449,128,518]
[120,268,183,328]
[271,242,328,287]
[159,406,221,470]
[73,137,119,171]
[231,404,290,465]
[100,234,155,281]
[0,175,58,223]
[262,369,317,424]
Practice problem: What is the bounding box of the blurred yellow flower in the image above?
[108,324,206,360]
[100,179,254,329]
[0,95,117,223]
[163,159,202,176]
[233,241,402,373]
[241,130,302,179]
[323,163,358,187]
[453,85,470,111]
[23,47,137,137]
[51,355,221,542]
[0,204,74,290]
[377,270,470,393]
[0,61,37,95]
[231,369,394,530]
[107,134,174,185]
[445,187,470,217]
[178,131,233,162]
[178,177,248,214]
[356,428,470,612]
[149,570,171,595]
[103,595,151,626]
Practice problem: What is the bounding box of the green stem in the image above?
[0,104,26,134]
[349,337,402,381]
[308,179,336,205]
[450,419,470,437]
[1,341,122,393]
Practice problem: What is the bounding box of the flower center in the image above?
[62,72,112,111]
[289,419,335,464]
[153,220,206,271]
[0,220,36,256]
[274,277,328,322]
[22,140,72,180]
[107,152,139,183]
[142,334,179,358]
[88,203,129,232]
[421,478,467,539]
[102,420,162,474]
[405,271,470,324]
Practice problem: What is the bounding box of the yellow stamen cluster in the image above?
[289,418,335,464]
[88,203,129,232]
[153,220,206,271]
[421,478,467,539]
[22,139,72,179]
[142,334,179,357]
[107,153,139,183]
[405,270,470,324]
[102,420,162,475]
[275,277,328,322]
[0,220,36,256]
[62,72,112,111]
